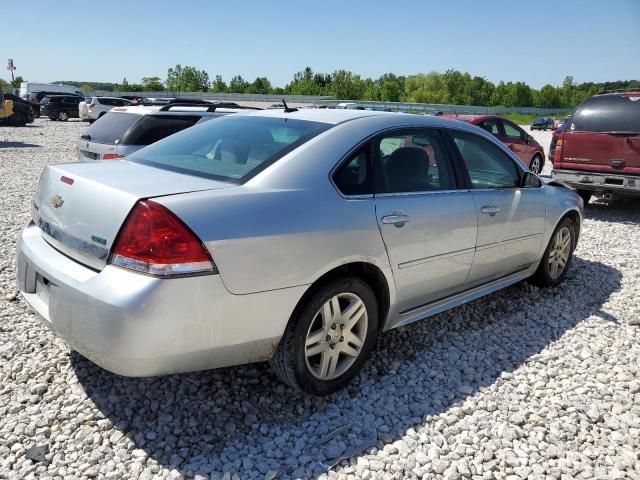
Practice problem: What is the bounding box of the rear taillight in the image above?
[88,103,96,109]
[553,137,564,163]
[110,200,216,277]
[102,153,125,160]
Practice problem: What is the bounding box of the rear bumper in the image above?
[16,221,305,376]
[552,169,640,196]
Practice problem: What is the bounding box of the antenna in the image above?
[282,99,298,113]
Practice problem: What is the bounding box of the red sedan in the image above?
[438,114,546,174]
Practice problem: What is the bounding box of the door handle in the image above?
[481,204,500,216]
[381,214,410,225]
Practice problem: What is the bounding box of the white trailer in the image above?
[19,82,83,98]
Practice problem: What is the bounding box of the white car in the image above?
[79,97,131,123]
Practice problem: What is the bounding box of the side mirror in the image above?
[521,171,542,188]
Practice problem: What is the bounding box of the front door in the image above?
[499,120,533,165]
[373,128,478,312]
[448,129,545,286]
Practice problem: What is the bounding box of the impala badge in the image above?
[51,195,64,209]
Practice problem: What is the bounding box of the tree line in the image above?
[8,64,639,109]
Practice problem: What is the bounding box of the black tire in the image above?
[270,277,379,395]
[8,112,27,127]
[577,190,592,205]
[530,217,576,287]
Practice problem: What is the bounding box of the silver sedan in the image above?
[16,109,583,395]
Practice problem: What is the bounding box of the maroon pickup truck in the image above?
[552,90,640,204]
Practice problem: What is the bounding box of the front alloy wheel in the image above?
[271,277,378,395]
[531,217,576,287]
[58,111,69,121]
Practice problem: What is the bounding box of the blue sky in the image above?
[4,0,639,88]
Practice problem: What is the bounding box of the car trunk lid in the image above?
[33,161,232,270]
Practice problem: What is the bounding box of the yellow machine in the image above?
[0,87,14,121]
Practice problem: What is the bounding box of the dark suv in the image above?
[552,90,640,203]
[531,117,555,131]
[25,92,83,117]
[41,95,84,121]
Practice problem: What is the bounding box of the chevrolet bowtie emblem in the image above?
[51,195,64,208]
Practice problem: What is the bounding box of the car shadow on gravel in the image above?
[71,256,621,479]
[584,197,640,225]
[0,141,42,148]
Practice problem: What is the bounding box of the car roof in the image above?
[436,114,499,124]
[107,105,250,117]
[240,107,392,124]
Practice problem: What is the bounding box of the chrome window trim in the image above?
[375,189,471,198]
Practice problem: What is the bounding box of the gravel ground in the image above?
[1,119,639,480]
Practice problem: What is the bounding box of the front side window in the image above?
[333,145,371,196]
[450,130,520,189]
[128,116,332,184]
[374,129,456,193]
[502,121,524,139]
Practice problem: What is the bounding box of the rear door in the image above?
[559,93,640,174]
[448,129,545,285]
[373,128,477,312]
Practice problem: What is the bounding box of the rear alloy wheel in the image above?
[529,154,543,174]
[271,277,378,395]
[531,217,576,287]
[577,190,592,205]
[57,111,69,121]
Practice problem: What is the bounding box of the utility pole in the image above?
[7,59,16,83]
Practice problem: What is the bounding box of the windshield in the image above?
[128,115,332,184]
[571,94,640,133]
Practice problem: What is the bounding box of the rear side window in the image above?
[571,94,640,133]
[502,121,523,139]
[121,115,201,146]
[333,145,372,196]
[83,112,141,144]
[128,116,331,184]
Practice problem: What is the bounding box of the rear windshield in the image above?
[98,98,130,106]
[82,112,141,144]
[128,115,332,184]
[121,115,201,146]
[571,94,640,133]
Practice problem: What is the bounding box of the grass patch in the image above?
[501,112,568,126]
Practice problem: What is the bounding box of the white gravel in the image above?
[1,119,639,480]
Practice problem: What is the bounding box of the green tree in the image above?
[210,75,227,93]
[11,76,24,89]
[536,84,561,108]
[141,76,164,90]
[246,77,272,94]
[165,65,210,92]
[228,75,248,93]
[79,84,94,93]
